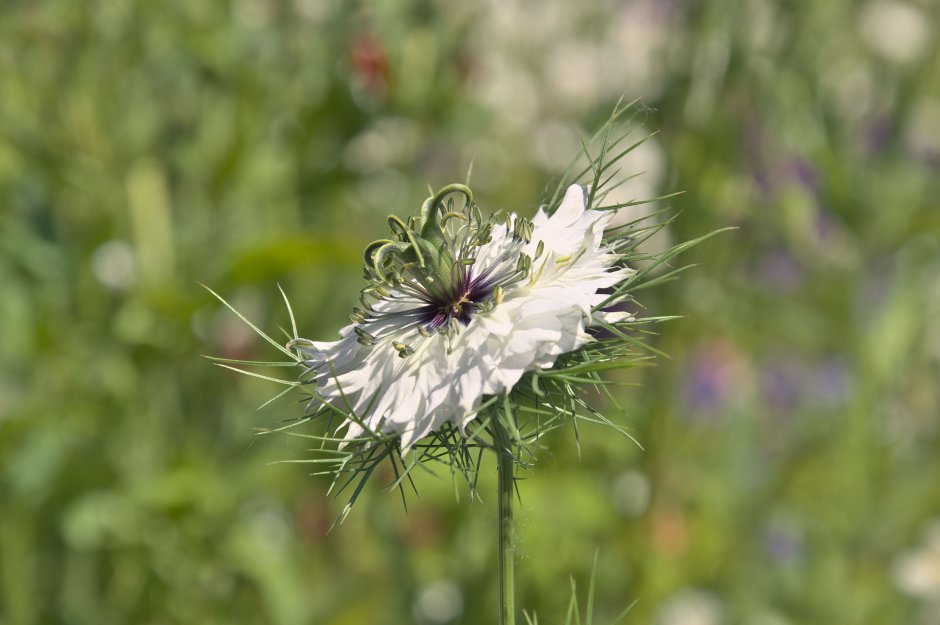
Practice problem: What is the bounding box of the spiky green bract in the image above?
[205,99,726,522]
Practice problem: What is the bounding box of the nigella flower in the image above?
[205,100,721,512]
[287,183,634,451]
[208,103,722,622]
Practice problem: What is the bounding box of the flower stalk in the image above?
[488,397,519,624]
[497,427,516,625]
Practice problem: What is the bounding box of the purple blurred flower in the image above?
[762,521,804,566]
[814,208,843,245]
[756,248,804,294]
[760,356,806,417]
[787,155,822,193]
[814,358,852,407]
[760,354,853,416]
[682,341,753,418]
[685,361,726,413]
[864,113,894,155]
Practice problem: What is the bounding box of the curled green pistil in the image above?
[355,182,535,346]
[364,184,475,291]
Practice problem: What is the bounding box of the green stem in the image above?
[497,447,515,625]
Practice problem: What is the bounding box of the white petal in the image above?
[297,182,636,450]
[555,184,588,221]
[593,310,635,325]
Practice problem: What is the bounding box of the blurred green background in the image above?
[2,1,939,624]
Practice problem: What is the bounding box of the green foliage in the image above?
[2,1,939,624]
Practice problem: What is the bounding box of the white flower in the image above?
[893,521,940,599]
[290,184,634,451]
[655,589,724,625]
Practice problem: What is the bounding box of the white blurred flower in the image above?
[472,0,678,127]
[893,521,940,599]
[91,240,136,291]
[475,55,540,129]
[858,1,931,64]
[234,0,274,27]
[822,60,876,122]
[343,117,421,172]
[293,0,332,23]
[413,580,463,624]
[291,184,634,451]
[656,589,724,625]
[611,470,651,518]
[546,40,604,112]
[605,0,674,101]
[243,499,292,549]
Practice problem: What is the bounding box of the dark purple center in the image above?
[416,268,497,331]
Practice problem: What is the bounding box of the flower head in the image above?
[289,183,634,451]
[206,100,721,516]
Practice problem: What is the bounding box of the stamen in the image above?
[353,185,534,350]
